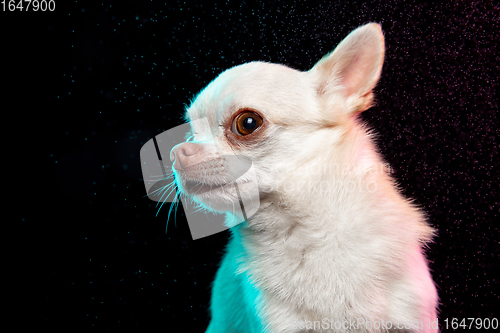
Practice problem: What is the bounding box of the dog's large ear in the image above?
[309,23,384,114]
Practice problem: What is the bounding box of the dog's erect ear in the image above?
[310,23,385,113]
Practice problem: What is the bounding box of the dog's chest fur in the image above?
[223,150,433,332]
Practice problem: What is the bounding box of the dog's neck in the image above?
[227,125,431,321]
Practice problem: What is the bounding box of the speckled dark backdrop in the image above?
[7,0,498,331]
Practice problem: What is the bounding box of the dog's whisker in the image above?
[166,191,180,232]
[142,183,168,199]
[146,182,173,198]
[155,182,177,207]
[145,174,174,181]
[155,187,171,215]
[173,191,181,227]
[155,184,180,228]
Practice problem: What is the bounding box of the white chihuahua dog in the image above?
[171,23,438,333]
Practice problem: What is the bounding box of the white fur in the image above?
[174,23,439,332]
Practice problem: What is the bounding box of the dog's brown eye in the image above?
[233,111,263,135]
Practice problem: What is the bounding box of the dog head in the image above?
[171,23,385,219]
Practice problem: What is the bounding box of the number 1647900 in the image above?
[1,0,56,11]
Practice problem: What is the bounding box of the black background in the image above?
[6,0,499,332]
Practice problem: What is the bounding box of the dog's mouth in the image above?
[174,155,253,198]
[183,178,233,196]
